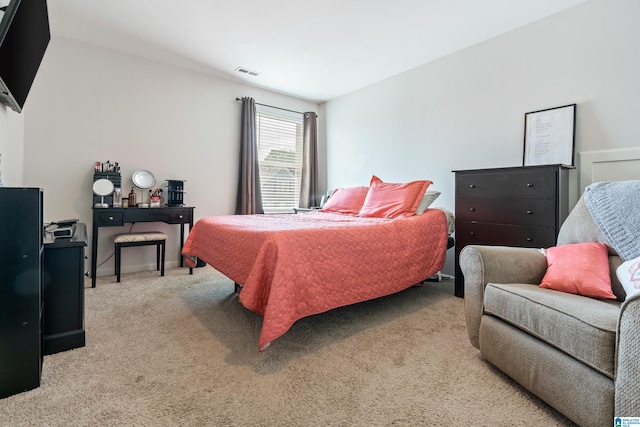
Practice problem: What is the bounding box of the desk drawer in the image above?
[167,209,192,224]
[124,208,170,223]
[456,198,556,227]
[95,211,124,227]
[122,207,192,224]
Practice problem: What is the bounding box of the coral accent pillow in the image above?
[359,176,431,218]
[320,186,369,215]
[540,242,617,299]
[616,255,640,301]
[370,175,384,186]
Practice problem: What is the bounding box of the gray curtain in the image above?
[299,112,319,208]
[235,97,264,215]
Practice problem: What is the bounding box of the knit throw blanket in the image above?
[583,180,640,261]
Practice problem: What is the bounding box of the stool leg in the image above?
[115,244,121,283]
[156,243,161,271]
[160,240,165,277]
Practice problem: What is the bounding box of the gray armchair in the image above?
[460,196,640,427]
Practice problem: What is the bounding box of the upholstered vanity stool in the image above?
[113,232,167,282]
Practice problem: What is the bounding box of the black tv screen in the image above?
[0,0,50,113]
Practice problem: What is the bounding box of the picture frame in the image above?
[523,104,576,167]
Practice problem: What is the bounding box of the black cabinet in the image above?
[453,165,571,298]
[0,187,43,398]
[43,224,87,355]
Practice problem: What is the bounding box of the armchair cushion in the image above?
[539,242,617,300]
[483,283,620,378]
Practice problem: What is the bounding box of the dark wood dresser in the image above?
[453,165,571,298]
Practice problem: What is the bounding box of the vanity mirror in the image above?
[132,170,155,189]
[131,169,156,208]
[93,178,114,208]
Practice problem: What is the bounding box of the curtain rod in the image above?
[235,97,315,117]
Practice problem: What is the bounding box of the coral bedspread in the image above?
[181,209,449,351]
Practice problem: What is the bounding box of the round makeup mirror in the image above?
[132,169,156,189]
[93,178,114,208]
[131,170,156,207]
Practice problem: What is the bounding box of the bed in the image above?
[182,177,454,351]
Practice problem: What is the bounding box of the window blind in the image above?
[256,105,303,213]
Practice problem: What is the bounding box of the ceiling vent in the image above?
[235,67,261,77]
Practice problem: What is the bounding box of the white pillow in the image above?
[415,191,441,215]
[616,255,640,300]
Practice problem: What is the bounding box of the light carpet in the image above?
[0,267,575,426]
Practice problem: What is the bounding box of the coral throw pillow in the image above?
[616,255,640,301]
[320,186,369,215]
[359,176,431,218]
[540,242,616,299]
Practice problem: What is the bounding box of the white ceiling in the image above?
[47,0,586,103]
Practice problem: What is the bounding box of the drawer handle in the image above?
[109,216,114,220]
[469,184,476,188]
[179,215,183,219]
[526,210,533,215]
[526,183,534,188]
[526,237,533,242]
[469,231,475,236]
[469,207,476,212]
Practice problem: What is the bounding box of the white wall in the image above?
[0,106,24,186]
[23,37,321,277]
[325,0,640,275]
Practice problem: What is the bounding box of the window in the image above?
[256,105,303,213]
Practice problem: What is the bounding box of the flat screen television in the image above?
[0,0,50,113]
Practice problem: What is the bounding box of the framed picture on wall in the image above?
[523,104,576,167]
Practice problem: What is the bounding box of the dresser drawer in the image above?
[456,222,557,249]
[95,211,124,227]
[456,168,556,199]
[456,198,557,227]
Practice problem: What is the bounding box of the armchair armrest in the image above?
[459,245,548,348]
[615,292,640,416]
